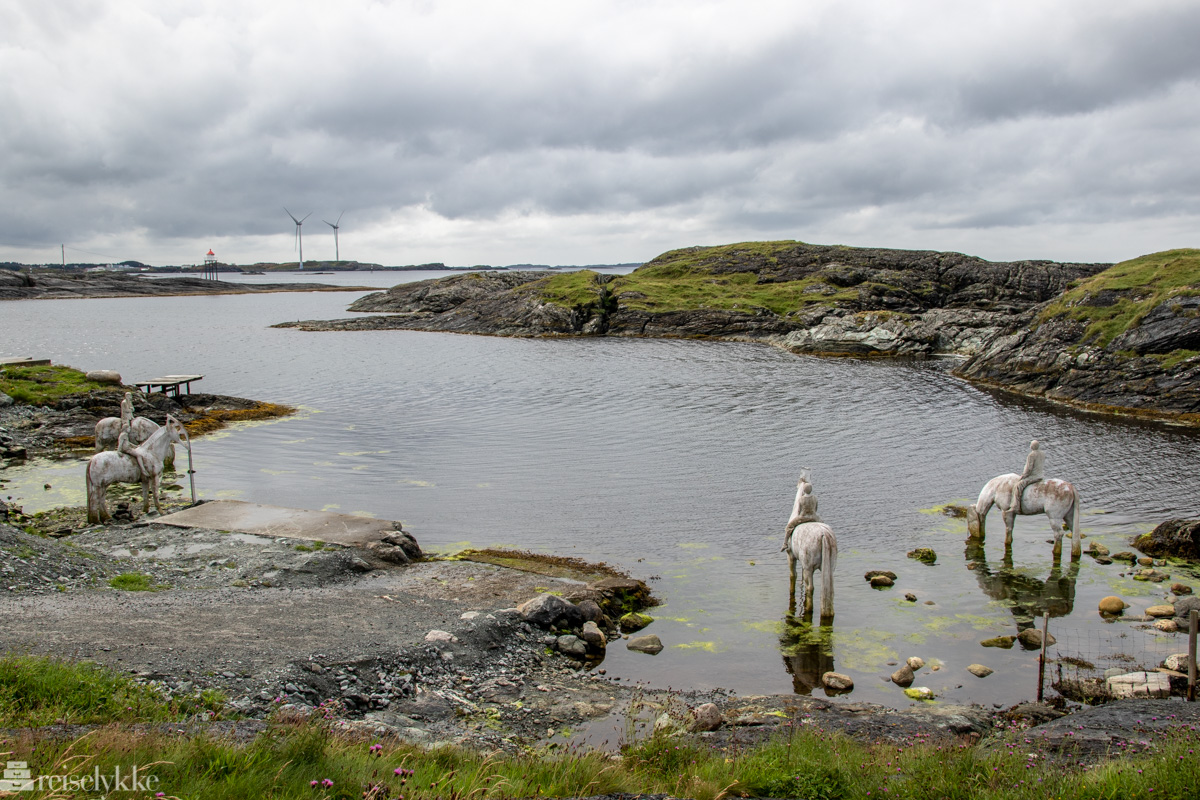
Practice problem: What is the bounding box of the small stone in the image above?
[580,620,605,646]
[906,548,937,564]
[425,630,458,643]
[821,671,854,691]
[923,600,935,605]
[1146,604,1176,618]
[619,612,653,633]
[904,687,934,700]
[967,664,993,678]
[904,593,917,602]
[980,635,1015,648]
[864,570,897,581]
[870,575,894,588]
[1172,583,1193,596]
[689,703,724,732]
[1017,629,1056,649]
[1154,618,1179,632]
[1110,551,1137,563]
[654,712,685,735]
[460,611,480,620]
[1134,568,1170,583]
[1138,556,1154,566]
[891,664,915,686]
[627,634,664,655]
[906,656,925,670]
[1099,596,1126,614]
[556,634,588,657]
[1087,542,1110,556]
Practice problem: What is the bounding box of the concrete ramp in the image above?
[156,500,400,547]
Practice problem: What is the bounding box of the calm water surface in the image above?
[3,272,1199,707]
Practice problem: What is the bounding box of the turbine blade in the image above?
[335,210,344,225]
[284,207,300,224]
[299,212,312,223]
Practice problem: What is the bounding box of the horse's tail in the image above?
[820,527,837,618]
[86,458,101,524]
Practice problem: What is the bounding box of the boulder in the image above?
[579,621,605,647]
[864,570,897,581]
[364,540,414,565]
[822,672,854,692]
[1106,671,1170,699]
[85,369,122,384]
[980,635,1016,648]
[1098,596,1127,615]
[518,593,586,630]
[654,713,685,736]
[870,575,895,588]
[577,598,604,622]
[424,630,458,644]
[589,576,655,616]
[1017,629,1056,649]
[891,664,915,686]
[1087,542,1110,556]
[0,391,12,407]
[967,664,994,678]
[907,548,937,564]
[1145,604,1176,618]
[627,634,664,655]
[556,634,588,658]
[1171,583,1193,596]
[1173,595,1200,621]
[1133,568,1169,583]
[1133,519,1200,560]
[380,531,422,561]
[689,703,724,732]
[906,656,925,670]
[1110,551,1138,563]
[619,612,654,633]
[1154,618,1179,632]
[904,687,934,700]
[1137,556,1154,566]
[1163,653,1191,672]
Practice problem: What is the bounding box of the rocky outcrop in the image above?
[955,309,1200,420]
[277,243,1107,360]
[1133,519,1200,560]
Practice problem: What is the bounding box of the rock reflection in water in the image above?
[779,607,843,696]
[964,540,1080,631]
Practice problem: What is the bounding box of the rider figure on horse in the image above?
[1014,439,1045,509]
[782,472,822,552]
[116,391,155,479]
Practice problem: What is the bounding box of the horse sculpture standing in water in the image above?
[86,415,188,523]
[966,473,1082,558]
[783,473,837,619]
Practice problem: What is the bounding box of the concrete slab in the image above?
[155,500,400,547]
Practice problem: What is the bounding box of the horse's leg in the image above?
[1002,504,1017,546]
[788,552,798,615]
[820,533,836,621]
[1049,514,1066,558]
[1070,494,1082,559]
[150,468,163,515]
[803,563,816,617]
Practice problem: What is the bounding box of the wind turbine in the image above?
[284,207,312,270]
[323,211,344,263]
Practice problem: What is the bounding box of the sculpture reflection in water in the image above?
[779,606,843,696]
[964,539,1080,632]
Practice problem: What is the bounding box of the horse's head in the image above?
[164,415,189,444]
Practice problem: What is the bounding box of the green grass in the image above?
[2,711,1199,800]
[0,654,222,726]
[535,242,861,317]
[1037,249,1200,348]
[0,364,120,405]
[108,572,167,591]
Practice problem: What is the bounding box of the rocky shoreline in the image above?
[6,518,1199,759]
[0,269,371,300]
[273,241,1200,424]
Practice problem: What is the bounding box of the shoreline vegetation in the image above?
[275,240,1200,426]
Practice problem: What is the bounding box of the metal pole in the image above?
[1037,612,1050,703]
[1188,610,1197,702]
[185,438,196,504]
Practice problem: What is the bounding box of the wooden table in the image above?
[133,374,204,397]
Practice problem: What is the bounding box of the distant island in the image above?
[276,240,1200,425]
[0,260,642,274]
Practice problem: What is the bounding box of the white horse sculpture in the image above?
[966,473,1082,558]
[86,415,188,524]
[94,416,175,468]
[784,478,837,619]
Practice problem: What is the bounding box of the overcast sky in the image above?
[2,0,1198,267]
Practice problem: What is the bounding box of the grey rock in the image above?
[579,621,605,646]
[966,664,993,678]
[555,634,588,657]
[821,671,854,691]
[689,702,724,732]
[517,593,586,630]
[906,656,925,670]
[0,391,13,407]
[627,634,664,655]
[891,664,915,686]
[1017,628,1056,649]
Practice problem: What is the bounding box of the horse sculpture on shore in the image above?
[94,416,175,468]
[86,415,188,524]
[783,474,837,619]
[966,473,1082,558]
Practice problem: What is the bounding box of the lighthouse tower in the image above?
[203,249,218,280]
